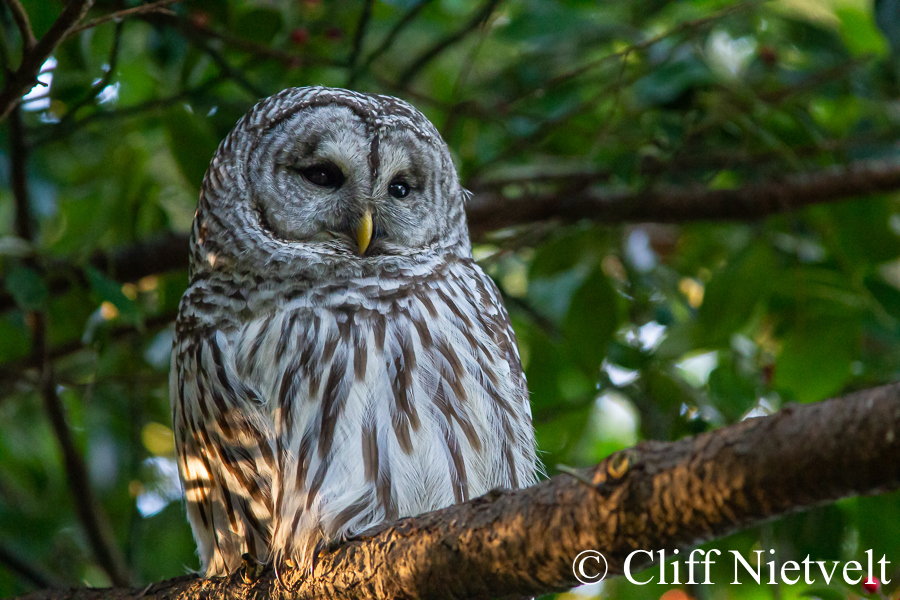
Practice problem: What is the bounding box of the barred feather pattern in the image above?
[171,87,538,576]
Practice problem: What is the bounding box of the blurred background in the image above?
[2,0,900,598]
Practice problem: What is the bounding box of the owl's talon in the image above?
[240,553,264,584]
[274,559,299,591]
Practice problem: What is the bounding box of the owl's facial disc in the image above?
[248,103,456,259]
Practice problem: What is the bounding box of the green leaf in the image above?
[865,274,900,320]
[707,357,758,421]
[235,8,284,44]
[528,226,607,280]
[800,585,851,600]
[0,316,31,362]
[851,491,900,560]
[514,316,591,414]
[697,243,776,346]
[813,199,900,266]
[5,265,49,311]
[633,55,712,108]
[85,267,140,323]
[563,267,619,372]
[773,318,858,403]
[165,107,220,191]
[837,6,888,56]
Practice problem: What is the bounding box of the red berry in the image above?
[863,577,880,594]
[325,26,343,41]
[190,11,210,28]
[290,28,309,46]
[759,46,777,66]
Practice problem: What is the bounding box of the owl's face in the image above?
[248,103,450,258]
[194,87,471,280]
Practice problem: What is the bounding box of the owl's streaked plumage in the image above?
[170,86,538,576]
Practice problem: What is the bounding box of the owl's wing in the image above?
[466,265,540,486]
[171,329,276,576]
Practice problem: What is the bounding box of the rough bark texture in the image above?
[465,159,900,235]
[18,382,900,600]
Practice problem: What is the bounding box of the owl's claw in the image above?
[274,558,298,591]
[240,553,264,584]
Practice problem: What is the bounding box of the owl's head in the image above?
[191,87,471,281]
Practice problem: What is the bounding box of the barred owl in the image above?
[170,86,538,577]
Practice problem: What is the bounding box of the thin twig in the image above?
[54,20,124,129]
[5,0,36,52]
[0,541,60,590]
[0,0,95,122]
[0,15,12,72]
[506,0,761,109]
[187,35,266,99]
[32,76,228,146]
[9,107,32,240]
[346,0,374,82]
[142,11,340,69]
[67,0,178,36]
[355,0,435,82]
[440,11,491,136]
[468,80,620,179]
[397,0,501,88]
[8,96,132,588]
[0,311,177,388]
[37,328,132,587]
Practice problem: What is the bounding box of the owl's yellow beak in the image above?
[356,210,373,255]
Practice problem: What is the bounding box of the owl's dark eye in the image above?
[388,179,410,199]
[300,163,344,188]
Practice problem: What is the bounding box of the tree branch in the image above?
[0,0,94,122]
[0,231,190,314]
[397,0,501,88]
[66,0,178,36]
[346,0,374,78]
[7,91,131,587]
[9,105,33,240]
[38,342,133,587]
[0,540,60,590]
[18,382,900,599]
[5,159,900,316]
[352,0,435,84]
[5,0,36,53]
[465,159,900,235]
[0,310,177,388]
[141,12,339,69]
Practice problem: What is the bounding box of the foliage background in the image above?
[2,0,900,598]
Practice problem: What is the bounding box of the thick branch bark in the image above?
[466,159,900,235]
[20,382,900,600]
